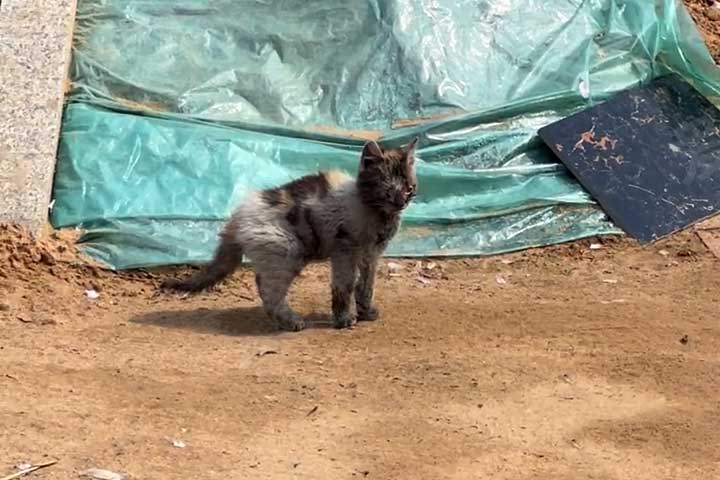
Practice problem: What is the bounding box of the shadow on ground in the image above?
[131,306,334,336]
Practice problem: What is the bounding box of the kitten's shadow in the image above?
[131,306,334,337]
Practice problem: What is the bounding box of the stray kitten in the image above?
[162,138,419,331]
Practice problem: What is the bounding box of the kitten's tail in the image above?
[162,230,243,292]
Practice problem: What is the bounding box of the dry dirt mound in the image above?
[0,224,85,271]
[0,224,155,325]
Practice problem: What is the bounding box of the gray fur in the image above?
[163,138,419,331]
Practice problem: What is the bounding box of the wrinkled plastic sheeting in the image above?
[69,0,720,130]
[54,103,618,268]
[52,0,720,269]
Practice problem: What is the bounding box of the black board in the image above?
[539,74,720,243]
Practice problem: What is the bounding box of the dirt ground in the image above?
[685,0,720,61]
[1,221,719,480]
[2,2,720,479]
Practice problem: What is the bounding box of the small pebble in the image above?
[85,289,100,300]
[171,439,186,448]
[79,469,125,480]
[707,4,720,21]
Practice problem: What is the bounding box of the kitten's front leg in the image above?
[355,254,379,322]
[331,252,358,329]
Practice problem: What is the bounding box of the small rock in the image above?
[39,251,56,265]
[85,289,100,300]
[495,275,507,285]
[589,243,603,250]
[708,4,720,21]
[658,249,670,257]
[387,262,403,277]
[602,279,618,284]
[0,303,10,312]
[171,439,186,448]
[256,349,278,357]
[680,334,689,345]
[79,468,125,480]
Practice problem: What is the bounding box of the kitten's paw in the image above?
[279,314,307,332]
[333,312,357,329]
[357,306,380,322]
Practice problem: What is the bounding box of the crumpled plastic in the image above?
[52,0,720,269]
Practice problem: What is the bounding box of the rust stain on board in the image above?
[572,125,618,152]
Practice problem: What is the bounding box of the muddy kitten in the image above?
[162,138,419,331]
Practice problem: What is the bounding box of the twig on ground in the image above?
[1,460,58,480]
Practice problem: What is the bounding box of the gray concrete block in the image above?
[0,0,77,234]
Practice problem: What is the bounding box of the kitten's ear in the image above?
[361,140,383,168]
[404,137,420,164]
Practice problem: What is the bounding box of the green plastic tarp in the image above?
[52,0,720,269]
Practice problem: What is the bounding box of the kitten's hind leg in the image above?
[331,252,359,329]
[255,266,305,332]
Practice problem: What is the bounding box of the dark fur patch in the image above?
[376,219,400,247]
[286,204,301,225]
[303,208,322,258]
[336,225,349,239]
[287,206,323,260]
[261,188,284,207]
[263,173,330,209]
[331,285,351,314]
[285,173,330,202]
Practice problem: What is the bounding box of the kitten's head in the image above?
[357,138,419,214]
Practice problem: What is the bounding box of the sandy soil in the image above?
[2,2,720,478]
[1,222,719,480]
